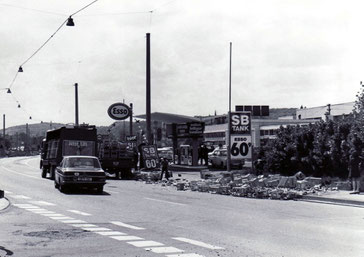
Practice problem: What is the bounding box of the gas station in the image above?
[135,112,205,166]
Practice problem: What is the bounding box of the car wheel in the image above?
[96,186,103,194]
[54,179,59,189]
[41,167,47,178]
[59,184,66,193]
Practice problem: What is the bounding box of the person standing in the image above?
[160,158,170,180]
[349,151,361,194]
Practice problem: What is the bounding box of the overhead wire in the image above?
[4,0,180,124]
[4,0,100,122]
[0,3,66,16]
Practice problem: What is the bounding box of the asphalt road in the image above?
[1,156,364,257]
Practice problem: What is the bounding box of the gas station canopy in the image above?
[135,112,201,124]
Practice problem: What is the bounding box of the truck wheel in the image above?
[50,167,55,180]
[41,167,47,178]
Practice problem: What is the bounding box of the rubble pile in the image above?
[136,169,347,201]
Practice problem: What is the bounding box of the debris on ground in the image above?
[135,170,351,201]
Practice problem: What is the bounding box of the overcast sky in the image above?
[0,0,362,127]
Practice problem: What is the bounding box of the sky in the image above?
[0,0,363,127]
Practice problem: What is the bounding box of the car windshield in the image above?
[64,157,100,168]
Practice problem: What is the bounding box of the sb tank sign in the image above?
[230,112,251,135]
[107,103,131,120]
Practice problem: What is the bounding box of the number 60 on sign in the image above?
[231,135,252,159]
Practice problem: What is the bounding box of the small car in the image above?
[208,149,244,169]
[55,156,106,193]
[157,147,174,162]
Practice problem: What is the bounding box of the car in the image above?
[208,149,245,169]
[157,147,174,162]
[54,156,106,193]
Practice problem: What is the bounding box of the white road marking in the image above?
[127,241,164,247]
[11,195,31,199]
[172,237,224,250]
[60,219,87,224]
[95,231,127,236]
[145,247,184,254]
[29,201,56,206]
[67,210,91,216]
[145,197,186,206]
[41,213,64,217]
[49,216,73,220]
[166,254,205,257]
[71,224,97,228]
[110,221,145,230]
[110,235,144,241]
[82,227,112,232]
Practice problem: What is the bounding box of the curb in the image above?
[300,195,364,208]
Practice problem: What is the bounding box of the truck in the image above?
[40,125,98,180]
[97,139,135,179]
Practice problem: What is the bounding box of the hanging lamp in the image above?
[66,16,75,26]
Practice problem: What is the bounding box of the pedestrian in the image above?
[203,145,209,166]
[160,158,170,180]
[349,151,361,194]
[198,145,203,165]
[133,147,139,171]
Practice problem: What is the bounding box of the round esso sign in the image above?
[107,103,131,120]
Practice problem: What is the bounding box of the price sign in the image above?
[230,135,252,159]
[141,145,159,169]
[230,112,252,159]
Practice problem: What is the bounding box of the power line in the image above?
[0,3,66,16]
[5,0,100,122]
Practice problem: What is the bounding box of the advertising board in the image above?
[141,145,160,169]
[107,103,131,120]
[230,112,252,159]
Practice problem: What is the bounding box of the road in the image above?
[0,156,364,257]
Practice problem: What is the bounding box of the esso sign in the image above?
[107,103,131,120]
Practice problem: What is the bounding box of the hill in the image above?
[0,122,66,137]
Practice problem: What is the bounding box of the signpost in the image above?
[126,135,137,149]
[229,112,252,159]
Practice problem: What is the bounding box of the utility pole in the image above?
[3,114,5,144]
[129,103,133,135]
[25,123,29,154]
[227,42,232,173]
[146,33,152,145]
[75,83,79,126]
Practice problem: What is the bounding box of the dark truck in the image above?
[98,140,135,179]
[40,126,98,179]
